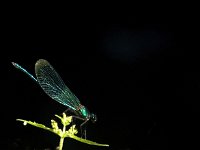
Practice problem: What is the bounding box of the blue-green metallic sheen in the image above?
[12,59,97,123]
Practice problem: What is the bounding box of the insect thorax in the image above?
[78,105,90,119]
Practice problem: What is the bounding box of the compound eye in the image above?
[91,114,97,123]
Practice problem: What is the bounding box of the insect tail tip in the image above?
[11,62,15,65]
[11,62,19,68]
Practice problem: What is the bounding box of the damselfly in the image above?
[12,59,97,138]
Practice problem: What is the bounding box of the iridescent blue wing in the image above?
[35,59,80,111]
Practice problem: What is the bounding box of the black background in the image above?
[2,3,200,150]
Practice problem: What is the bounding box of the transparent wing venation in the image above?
[35,59,81,110]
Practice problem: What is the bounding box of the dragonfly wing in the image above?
[35,59,81,110]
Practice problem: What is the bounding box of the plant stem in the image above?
[59,137,64,150]
[58,123,66,150]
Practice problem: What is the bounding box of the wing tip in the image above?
[35,59,49,69]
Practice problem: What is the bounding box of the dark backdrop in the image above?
[2,5,200,150]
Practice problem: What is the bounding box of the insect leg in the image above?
[80,119,89,139]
